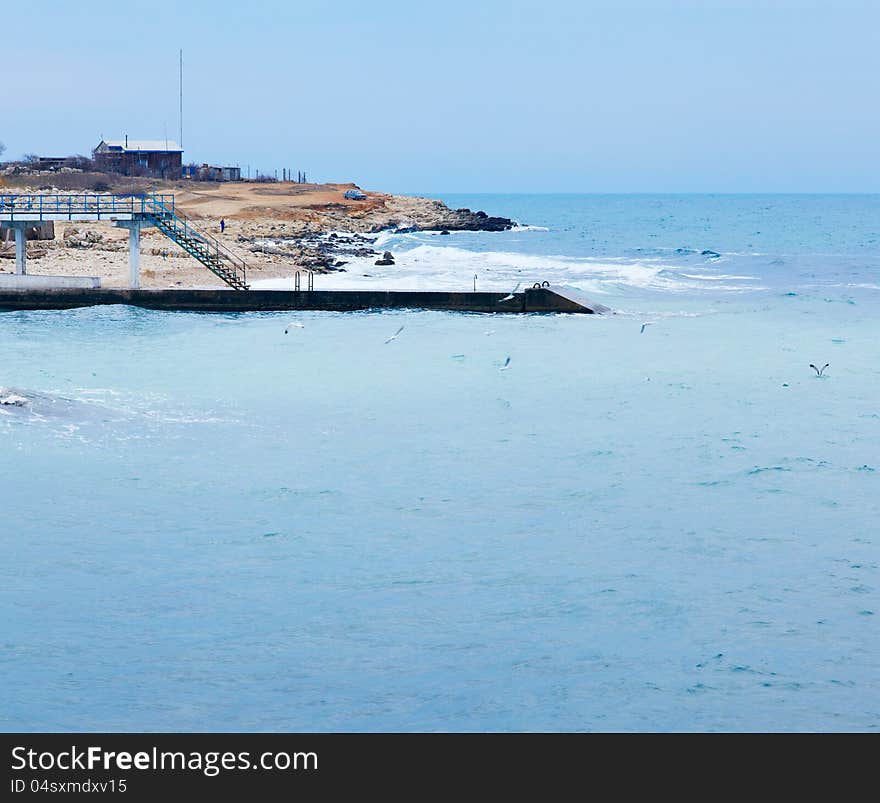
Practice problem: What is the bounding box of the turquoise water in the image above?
[3,195,878,731]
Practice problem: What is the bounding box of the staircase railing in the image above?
[142,195,249,290]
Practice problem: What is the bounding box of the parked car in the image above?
[343,189,367,200]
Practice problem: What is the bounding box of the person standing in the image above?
[220,218,226,234]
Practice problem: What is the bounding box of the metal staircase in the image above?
[144,197,249,290]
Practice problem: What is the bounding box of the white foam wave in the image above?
[679,273,759,281]
[613,309,711,320]
[372,230,415,248]
[252,243,764,295]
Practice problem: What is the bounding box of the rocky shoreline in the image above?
[247,231,379,272]
[239,202,517,273]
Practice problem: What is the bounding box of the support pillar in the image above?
[128,223,140,289]
[114,219,152,289]
[14,226,26,275]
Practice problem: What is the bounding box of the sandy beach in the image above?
[0,180,513,289]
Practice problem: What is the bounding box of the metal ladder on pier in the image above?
[144,197,249,290]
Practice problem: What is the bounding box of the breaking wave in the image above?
[252,242,766,295]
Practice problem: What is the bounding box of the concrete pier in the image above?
[0,286,609,314]
[113,220,143,289]
[129,224,140,290]
[1,222,33,275]
[14,226,26,275]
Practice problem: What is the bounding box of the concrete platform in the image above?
[0,285,609,314]
[0,274,101,290]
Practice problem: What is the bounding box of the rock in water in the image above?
[439,209,514,232]
[375,251,395,266]
[0,393,28,406]
[701,249,721,258]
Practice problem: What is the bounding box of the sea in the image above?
[2,194,878,732]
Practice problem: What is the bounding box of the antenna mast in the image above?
[179,49,183,150]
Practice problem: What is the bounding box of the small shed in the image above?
[190,164,241,182]
[35,157,66,171]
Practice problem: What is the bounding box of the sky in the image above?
[1,1,878,193]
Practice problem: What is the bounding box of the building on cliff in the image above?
[93,137,183,179]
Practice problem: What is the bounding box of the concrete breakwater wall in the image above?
[0,286,608,314]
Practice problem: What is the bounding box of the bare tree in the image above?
[0,141,6,159]
[22,153,40,164]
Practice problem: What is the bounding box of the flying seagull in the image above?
[499,356,512,371]
[810,362,829,377]
[640,322,653,334]
[384,325,405,344]
[499,282,521,302]
[284,322,305,334]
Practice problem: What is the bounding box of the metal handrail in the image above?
[0,193,176,217]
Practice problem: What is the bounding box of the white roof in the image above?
[98,139,183,153]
